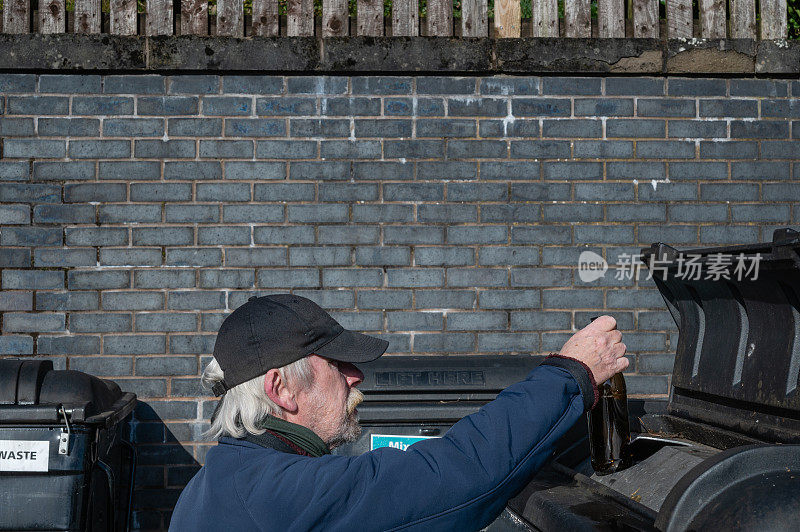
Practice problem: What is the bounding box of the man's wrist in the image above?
[540,353,599,411]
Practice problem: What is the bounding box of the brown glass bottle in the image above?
[587,372,631,475]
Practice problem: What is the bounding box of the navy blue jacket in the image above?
[170,358,596,532]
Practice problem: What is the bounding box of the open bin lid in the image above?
[0,359,136,427]
[640,228,800,443]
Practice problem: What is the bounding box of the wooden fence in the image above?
[0,0,788,39]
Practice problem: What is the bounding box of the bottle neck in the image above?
[599,372,627,394]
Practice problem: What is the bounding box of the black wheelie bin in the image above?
[0,358,137,531]
[503,228,800,531]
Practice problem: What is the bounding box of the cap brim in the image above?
[313,329,389,364]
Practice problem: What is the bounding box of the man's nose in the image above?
[339,362,364,387]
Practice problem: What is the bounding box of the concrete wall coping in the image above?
[0,34,798,75]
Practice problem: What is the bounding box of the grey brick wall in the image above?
[0,73,797,530]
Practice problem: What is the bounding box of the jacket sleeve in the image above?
[244,359,596,532]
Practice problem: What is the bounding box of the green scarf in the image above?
[259,415,331,458]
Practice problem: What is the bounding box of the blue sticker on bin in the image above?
[370,434,437,451]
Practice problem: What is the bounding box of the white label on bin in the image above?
[0,440,49,472]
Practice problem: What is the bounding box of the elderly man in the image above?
[170,294,627,531]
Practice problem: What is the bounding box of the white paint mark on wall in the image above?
[449,96,480,105]
[502,100,516,137]
[651,177,671,191]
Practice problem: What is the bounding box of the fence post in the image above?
[427,0,453,36]
[3,0,30,33]
[358,0,384,36]
[392,0,419,35]
[181,0,209,35]
[462,0,488,36]
[75,0,102,33]
[146,0,173,35]
[111,0,139,35]
[667,0,692,37]
[495,0,521,37]
[217,0,245,36]
[565,0,592,38]
[288,0,314,35]
[598,0,625,37]
[632,0,658,37]
[39,0,66,33]
[532,0,558,37]
[324,0,350,36]
[252,0,280,36]
[729,0,756,38]
[760,0,788,39]
[699,0,726,38]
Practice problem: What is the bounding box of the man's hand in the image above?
[558,315,628,384]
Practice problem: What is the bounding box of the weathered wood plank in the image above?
[217,0,244,36]
[181,0,209,35]
[598,0,625,37]
[495,0,521,37]
[39,0,66,33]
[699,0,725,38]
[287,0,314,35]
[532,0,558,37]
[357,0,383,35]
[110,0,138,35]
[667,0,692,38]
[323,0,349,36]
[74,0,102,33]
[760,0,788,39]
[729,0,756,38]
[3,0,30,33]
[565,0,591,37]
[632,0,658,37]
[427,0,452,36]
[392,0,418,36]
[461,0,487,36]
[146,0,173,35]
[252,0,280,36]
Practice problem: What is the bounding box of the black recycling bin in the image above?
[0,359,137,531]
[503,228,800,531]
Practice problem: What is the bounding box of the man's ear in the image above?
[263,369,298,414]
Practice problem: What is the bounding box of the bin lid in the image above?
[640,227,800,443]
[0,359,136,426]
[356,354,542,402]
[352,354,542,423]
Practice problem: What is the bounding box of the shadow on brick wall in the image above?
[129,401,205,531]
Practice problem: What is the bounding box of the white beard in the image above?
[306,386,365,450]
[326,387,364,449]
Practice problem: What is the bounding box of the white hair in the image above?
[201,357,314,440]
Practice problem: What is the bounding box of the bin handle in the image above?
[121,439,136,532]
[96,458,117,529]
[58,406,71,455]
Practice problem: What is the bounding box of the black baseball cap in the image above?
[210,294,389,396]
